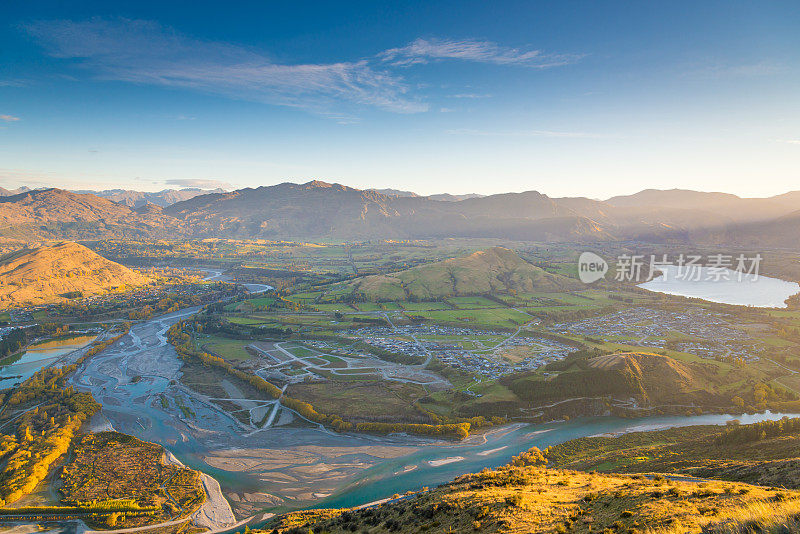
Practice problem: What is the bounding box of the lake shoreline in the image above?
[639,265,800,308]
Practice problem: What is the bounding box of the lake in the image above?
[0,334,97,383]
[639,265,800,308]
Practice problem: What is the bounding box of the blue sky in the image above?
[1,1,799,197]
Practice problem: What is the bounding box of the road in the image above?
[252,341,448,388]
[383,312,433,368]
[763,357,798,375]
[59,301,425,531]
[487,319,538,352]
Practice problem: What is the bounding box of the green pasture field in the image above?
[247,296,277,307]
[398,301,450,311]
[201,335,253,361]
[312,353,346,365]
[445,296,499,309]
[286,380,427,421]
[283,345,315,358]
[761,336,798,347]
[227,316,269,325]
[411,307,532,329]
[313,303,356,312]
[353,302,384,312]
[252,313,341,327]
[288,291,323,303]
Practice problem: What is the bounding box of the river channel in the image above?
[59,303,800,528]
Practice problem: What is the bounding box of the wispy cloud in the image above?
[22,18,427,116]
[22,19,581,118]
[164,178,232,190]
[777,139,800,145]
[446,128,606,139]
[0,115,20,122]
[449,93,492,99]
[381,38,583,68]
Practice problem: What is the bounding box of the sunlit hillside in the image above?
[0,241,153,308]
[264,457,800,533]
[351,246,581,300]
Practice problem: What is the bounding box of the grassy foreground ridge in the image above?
[256,418,800,534]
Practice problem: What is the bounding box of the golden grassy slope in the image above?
[351,246,580,300]
[0,241,152,308]
[264,464,800,534]
[545,422,800,491]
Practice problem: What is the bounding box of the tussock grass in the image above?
[263,466,800,534]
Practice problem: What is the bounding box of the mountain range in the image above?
[73,187,227,207]
[368,188,485,201]
[1,186,224,207]
[0,186,32,197]
[0,188,180,240]
[3,181,800,248]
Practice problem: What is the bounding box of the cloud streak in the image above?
[22,19,581,118]
[23,18,427,116]
[381,38,583,68]
[164,178,232,189]
[0,115,20,122]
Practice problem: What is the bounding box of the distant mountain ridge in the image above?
[369,188,485,201]
[607,188,799,224]
[73,187,227,207]
[0,188,181,239]
[163,181,612,241]
[4,181,800,248]
[0,186,32,197]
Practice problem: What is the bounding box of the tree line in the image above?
[0,324,134,506]
[0,370,101,505]
[168,319,475,439]
[717,416,800,445]
[0,323,71,361]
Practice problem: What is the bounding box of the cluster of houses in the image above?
[552,307,757,359]
[350,324,575,378]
